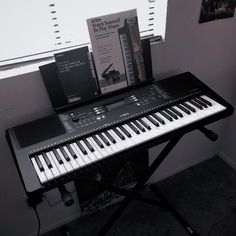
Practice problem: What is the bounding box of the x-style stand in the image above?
[73,126,217,236]
[90,134,199,236]
[95,126,219,236]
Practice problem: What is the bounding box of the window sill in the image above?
[0,58,55,80]
[0,38,165,80]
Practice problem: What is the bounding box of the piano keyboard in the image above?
[31,95,226,184]
[120,33,136,85]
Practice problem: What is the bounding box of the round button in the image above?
[72,116,80,122]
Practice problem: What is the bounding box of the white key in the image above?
[131,120,145,133]
[156,112,178,134]
[198,99,218,115]
[165,109,186,128]
[102,132,119,153]
[56,148,73,172]
[172,106,191,126]
[87,137,103,160]
[108,129,126,151]
[119,126,136,148]
[107,129,124,151]
[86,138,100,160]
[122,124,138,144]
[185,102,205,120]
[145,117,163,136]
[203,99,223,115]
[177,105,199,124]
[147,115,164,130]
[63,146,80,170]
[189,101,211,117]
[120,125,137,143]
[70,144,86,167]
[50,151,67,175]
[189,100,216,121]
[73,142,92,165]
[201,95,226,113]
[129,121,146,143]
[99,133,116,154]
[46,152,60,177]
[38,154,54,180]
[95,134,114,156]
[142,117,158,138]
[149,114,167,136]
[143,117,159,138]
[117,127,134,148]
[131,120,154,143]
[80,140,97,162]
[91,136,109,157]
[31,157,47,183]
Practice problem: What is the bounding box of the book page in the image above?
[87,9,146,94]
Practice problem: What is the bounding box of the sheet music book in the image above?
[54,46,99,104]
[87,9,146,94]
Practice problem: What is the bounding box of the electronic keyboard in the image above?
[6,72,234,197]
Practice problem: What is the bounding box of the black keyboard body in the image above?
[6,72,234,197]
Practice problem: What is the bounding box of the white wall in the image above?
[0,1,236,235]
[220,91,236,169]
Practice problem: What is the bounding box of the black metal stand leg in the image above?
[98,136,182,236]
[150,184,199,236]
[96,181,167,209]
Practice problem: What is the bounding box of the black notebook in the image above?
[54,46,100,104]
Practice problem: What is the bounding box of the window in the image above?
[0,0,168,67]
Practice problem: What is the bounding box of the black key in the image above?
[92,135,104,148]
[76,141,87,155]
[177,104,191,115]
[99,133,110,146]
[139,118,151,130]
[128,122,140,134]
[169,107,183,117]
[164,109,178,120]
[67,144,77,159]
[159,111,173,121]
[35,155,44,172]
[53,149,63,164]
[60,147,70,161]
[189,100,203,110]
[147,115,159,127]
[83,139,95,152]
[114,128,125,140]
[193,98,208,108]
[133,120,146,132]
[198,96,212,106]
[104,131,116,144]
[120,126,132,138]
[42,153,52,168]
[152,113,165,125]
[182,102,196,112]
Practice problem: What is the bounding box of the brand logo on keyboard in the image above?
[120,113,129,117]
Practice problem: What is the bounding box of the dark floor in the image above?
[43,156,236,236]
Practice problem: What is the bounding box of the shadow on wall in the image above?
[0,71,53,130]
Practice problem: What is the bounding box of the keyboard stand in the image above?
[92,134,199,236]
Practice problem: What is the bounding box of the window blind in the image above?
[0,0,168,66]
